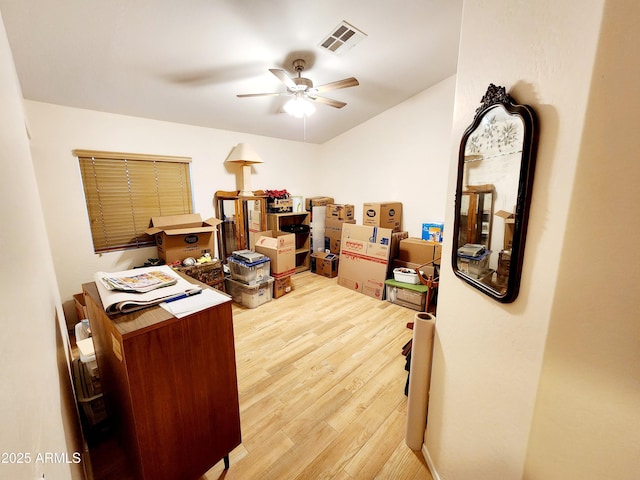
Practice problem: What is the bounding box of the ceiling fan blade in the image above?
[269,68,297,90]
[237,92,290,98]
[313,77,359,93]
[308,95,347,109]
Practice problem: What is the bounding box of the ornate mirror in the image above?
[452,84,538,303]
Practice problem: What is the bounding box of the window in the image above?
[74,150,193,253]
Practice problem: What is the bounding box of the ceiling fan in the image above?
[237,59,359,117]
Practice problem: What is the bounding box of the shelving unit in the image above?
[267,211,310,273]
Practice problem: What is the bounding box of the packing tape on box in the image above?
[405,312,436,450]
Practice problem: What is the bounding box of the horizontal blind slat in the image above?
[78,153,193,253]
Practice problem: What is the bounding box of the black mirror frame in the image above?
[451,84,539,303]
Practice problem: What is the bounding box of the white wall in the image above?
[320,76,456,238]
[523,1,640,477]
[0,13,81,480]
[427,0,639,479]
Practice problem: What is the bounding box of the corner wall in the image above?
[320,76,456,237]
[426,1,611,479]
[523,1,640,477]
[0,12,81,480]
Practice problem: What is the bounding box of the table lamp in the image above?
[225,143,263,196]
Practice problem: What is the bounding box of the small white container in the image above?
[393,267,421,285]
[76,337,96,363]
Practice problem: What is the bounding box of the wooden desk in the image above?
[83,279,241,480]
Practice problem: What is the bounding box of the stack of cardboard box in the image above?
[254,231,296,298]
[310,203,355,278]
[337,223,393,300]
[384,236,442,310]
[335,202,406,300]
[323,203,356,255]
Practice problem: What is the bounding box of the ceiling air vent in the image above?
[319,21,367,56]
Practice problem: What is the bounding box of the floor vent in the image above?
[318,21,366,56]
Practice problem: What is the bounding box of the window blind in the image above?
[74,150,193,253]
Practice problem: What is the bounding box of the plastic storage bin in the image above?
[393,267,421,284]
[385,279,429,311]
[72,358,107,427]
[457,249,491,279]
[225,276,274,308]
[227,256,270,285]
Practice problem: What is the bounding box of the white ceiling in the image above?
[0,0,462,144]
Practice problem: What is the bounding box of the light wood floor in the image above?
[88,272,433,480]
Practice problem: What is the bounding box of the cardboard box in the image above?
[254,231,296,276]
[495,210,515,249]
[390,231,409,260]
[388,230,409,278]
[305,196,335,210]
[248,209,264,249]
[312,252,340,278]
[273,275,293,299]
[267,197,293,213]
[338,224,393,300]
[326,204,355,221]
[398,237,442,266]
[324,218,356,254]
[422,222,444,242]
[362,202,403,232]
[73,293,88,322]
[146,214,222,264]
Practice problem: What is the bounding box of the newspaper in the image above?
[99,269,177,293]
[93,265,201,314]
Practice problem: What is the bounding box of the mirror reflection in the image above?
[452,84,538,303]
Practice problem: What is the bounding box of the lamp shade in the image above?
[225,143,263,196]
[225,143,264,165]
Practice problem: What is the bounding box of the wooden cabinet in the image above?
[214,190,267,261]
[267,211,311,273]
[83,279,241,480]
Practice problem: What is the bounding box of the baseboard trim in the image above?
[421,443,441,480]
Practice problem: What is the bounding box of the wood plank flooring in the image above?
[88,272,433,480]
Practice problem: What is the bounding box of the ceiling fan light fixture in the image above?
[284,94,316,118]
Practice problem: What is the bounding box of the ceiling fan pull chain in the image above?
[303,115,307,141]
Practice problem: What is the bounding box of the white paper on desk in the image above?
[160,288,231,318]
[93,265,201,314]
